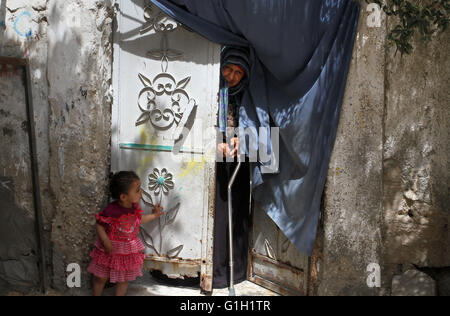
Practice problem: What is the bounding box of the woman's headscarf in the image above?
[219,46,250,133]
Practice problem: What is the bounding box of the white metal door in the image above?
[112,1,221,292]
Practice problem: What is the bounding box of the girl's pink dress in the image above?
[87,202,146,283]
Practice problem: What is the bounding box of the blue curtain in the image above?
[149,0,361,255]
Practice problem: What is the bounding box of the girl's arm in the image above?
[141,204,164,225]
[96,223,113,254]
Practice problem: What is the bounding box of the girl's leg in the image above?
[115,281,129,296]
[92,276,108,296]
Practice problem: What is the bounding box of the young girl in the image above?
[87,171,164,296]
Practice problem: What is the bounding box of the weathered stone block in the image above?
[391,269,436,296]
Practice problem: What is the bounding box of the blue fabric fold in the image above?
[149,0,361,255]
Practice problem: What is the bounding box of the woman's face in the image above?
[222,64,245,88]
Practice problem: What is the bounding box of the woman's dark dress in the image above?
[212,96,251,289]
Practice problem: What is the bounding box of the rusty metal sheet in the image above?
[249,251,306,296]
[143,256,201,279]
[248,201,309,296]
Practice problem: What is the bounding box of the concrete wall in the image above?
[319,2,449,295]
[382,13,450,294]
[46,0,114,292]
[319,1,386,296]
[0,0,114,294]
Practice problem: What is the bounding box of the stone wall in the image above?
[0,0,114,294]
[382,12,450,295]
[318,1,386,296]
[319,2,449,296]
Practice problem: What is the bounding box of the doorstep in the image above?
[102,273,279,296]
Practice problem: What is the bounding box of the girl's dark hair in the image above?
[109,171,140,200]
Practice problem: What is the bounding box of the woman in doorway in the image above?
[213,46,251,289]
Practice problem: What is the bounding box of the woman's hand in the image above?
[229,137,239,157]
[217,137,239,158]
[217,143,230,157]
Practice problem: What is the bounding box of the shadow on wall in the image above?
[0,0,52,296]
[116,0,209,66]
[0,177,39,295]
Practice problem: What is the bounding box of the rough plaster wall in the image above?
[318,3,386,296]
[46,0,114,292]
[1,0,114,293]
[382,15,450,286]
